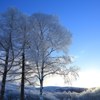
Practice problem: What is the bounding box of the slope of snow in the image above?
[0,82,100,100]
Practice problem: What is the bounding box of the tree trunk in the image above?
[20,52,25,100]
[0,52,9,100]
[40,79,44,100]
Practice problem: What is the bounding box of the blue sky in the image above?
[0,0,100,87]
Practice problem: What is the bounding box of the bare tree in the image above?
[29,13,78,99]
[0,8,21,100]
[16,13,32,100]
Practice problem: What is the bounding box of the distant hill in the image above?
[39,86,88,93]
[0,82,88,93]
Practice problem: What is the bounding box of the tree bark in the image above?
[0,52,9,100]
[40,79,44,100]
[20,52,25,100]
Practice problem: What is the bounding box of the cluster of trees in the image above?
[0,8,78,100]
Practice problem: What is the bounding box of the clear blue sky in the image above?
[0,0,100,87]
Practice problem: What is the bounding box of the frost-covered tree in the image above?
[0,8,31,100]
[29,13,78,99]
[0,8,21,100]
[13,11,32,100]
[0,8,79,100]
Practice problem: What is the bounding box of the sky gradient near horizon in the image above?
[0,0,100,88]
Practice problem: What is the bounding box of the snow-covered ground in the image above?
[0,82,100,100]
